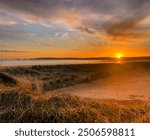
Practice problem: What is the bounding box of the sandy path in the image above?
[51,71,150,100]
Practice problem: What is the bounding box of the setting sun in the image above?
[116,53,123,59]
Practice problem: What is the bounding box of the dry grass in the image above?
[0,78,150,123]
[0,63,150,123]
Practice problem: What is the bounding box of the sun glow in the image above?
[116,53,123,59]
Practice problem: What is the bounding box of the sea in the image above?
[0,58,149,67]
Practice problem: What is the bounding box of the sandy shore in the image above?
[53,69,150,100]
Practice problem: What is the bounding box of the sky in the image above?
[0,0,150,58]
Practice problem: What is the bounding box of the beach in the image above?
[54,63,150,100]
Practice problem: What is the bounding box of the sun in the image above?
[116,53,123,59]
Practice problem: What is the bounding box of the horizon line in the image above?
[0,56,150,60]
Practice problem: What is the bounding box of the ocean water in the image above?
[0,59,114,67]
[0,59,149,67]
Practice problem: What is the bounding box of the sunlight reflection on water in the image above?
[0,59,115,67]
[0,59,149,67]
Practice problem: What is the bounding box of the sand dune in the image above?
[0,62,150,122]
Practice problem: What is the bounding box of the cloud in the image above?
[0,0,149,45]
[76,26,96,34]
[0,18,17,25]
[103,17,146,39]
[0,50,31,53]
[55,32,70,40]
[0,0,149,26]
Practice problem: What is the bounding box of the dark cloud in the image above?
[104,17,145,39]
[0,0,73,18]
[0,50,31,53]
[76,26,96,34]
[0,0,149,18]
[0,0,149,40]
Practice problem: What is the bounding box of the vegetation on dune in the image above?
[0,72,17,86]
[0,77,150,123]
[1,62,150,92]
[0,64,111,92]
[0,63,150,123]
